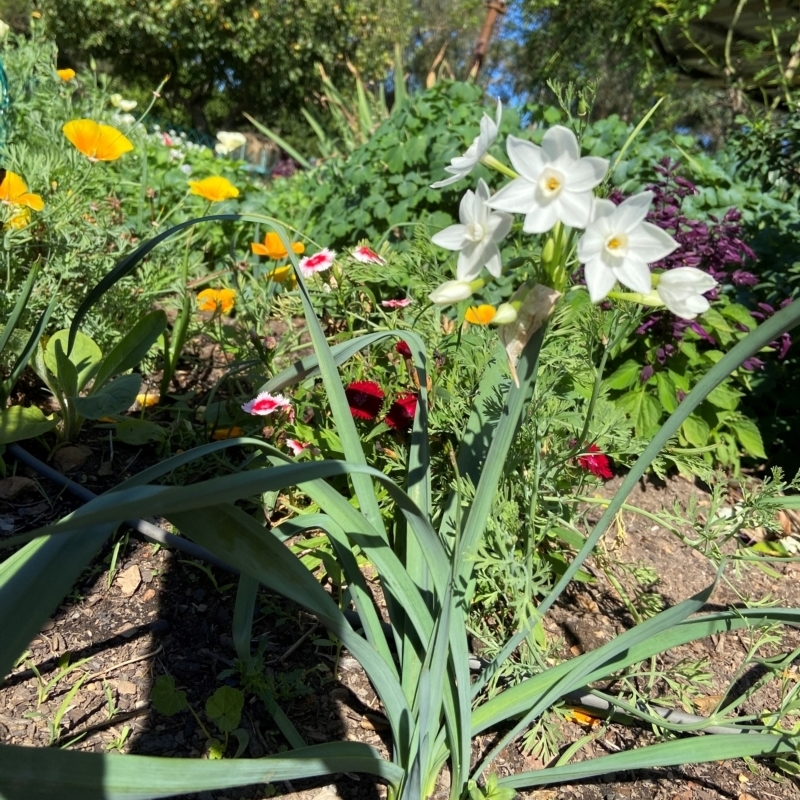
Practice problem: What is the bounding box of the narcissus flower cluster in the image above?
[428,111,720,324]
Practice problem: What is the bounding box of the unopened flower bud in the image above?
[542,237,555,264]
[493,302,518,325]
[429,279,474,305]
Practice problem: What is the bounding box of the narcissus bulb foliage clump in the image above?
[426,100,724,328]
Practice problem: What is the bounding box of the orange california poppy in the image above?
[251,231,304,259]
[57,68,76,81]
[0,171,44,211]
[211,426,245,441]
[62,119,134,162]
[464,304,497,325]
[188,176,239,202]
[197,288,236,313]
[135,391,160,408]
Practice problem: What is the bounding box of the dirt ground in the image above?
[2,444,800,800]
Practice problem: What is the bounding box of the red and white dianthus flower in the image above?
[298,248,336,277]
[241,391,292,417]
[381,298,412,309]
[352,245,386,265]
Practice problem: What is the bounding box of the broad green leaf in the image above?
[92,310,167,392]
[720,302,756,329]
[681,415,710,448]
[54,340,79,400]
[731,417,767,458]
[206,686,244,733]
[499,734,797,789]
[46,330,102,392]
[705,382,741,410]
[73,374,141,420]
[0,741,402,799]
[616,390,661,437]
[151,675,188,716]
[655,372,677,414]
[0,524,112,678]
[114,418,167,445]
[0,406,58,444]
[603,359,640,390]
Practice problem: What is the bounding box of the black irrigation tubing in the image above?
[7,443,235,572]
[8,443,747,735]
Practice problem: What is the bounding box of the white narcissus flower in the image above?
[429,279,475,305]
[117,99,137,113]
[487,126,608,233]
[215,131,247,155]
[656,268,717,319]
[431,179,512,280]
[430,99,502,188]
[577,191,679,302]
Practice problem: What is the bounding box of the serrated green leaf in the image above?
[655,372,678,414]
[616,390,661,437]
[604,360,640,390]
[705,382,741,410]
[681,415,710,447]
[731,417,766,458]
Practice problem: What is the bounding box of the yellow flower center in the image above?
[539,168,565,198]
[604,232,629,257]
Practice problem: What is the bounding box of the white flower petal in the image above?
[487,210,512,241]
[475,178,491,203]
[614,191,653,232]
[577,227,606,262]
[627,222,679,262]
[430,171,467,189]
[661,267,717,293]
[431,223,468,250]
[457,241,486,281]
[476,113,497,155]
[556,189,593,229]
[541,125,580,162]
[486,177,536,214]
[506,136,544,182]
[483,245,503,279]
[568,156,609,192]
[613,254,652,295]
[522,202,560,234]
[459,189,477,224]
[429,280,474,304]
[584,258,617,302]
[590,198,617,221]
[494,97,503,128]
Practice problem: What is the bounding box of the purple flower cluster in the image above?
[608,158,791,373]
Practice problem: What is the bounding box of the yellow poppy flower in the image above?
[266,264,297,289]
[251,231,304,259]
[57,68,76,81]
[188,176,239,202]
[136,391,160,408]
[197,287,236,313]
[62,119,134,162]
[7,209,30,229]
[211,426,245,440]
[464,304,497,325]
[0,171,44,211]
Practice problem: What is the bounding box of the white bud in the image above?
[656,268,717,320]
[428,280,474,305]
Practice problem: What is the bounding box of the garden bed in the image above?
[2,456,799,800]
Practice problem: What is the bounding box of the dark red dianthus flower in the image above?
[578,444,613,480]
[386,392,418,431]
[395,340,412,358]
[345,380,385,421]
